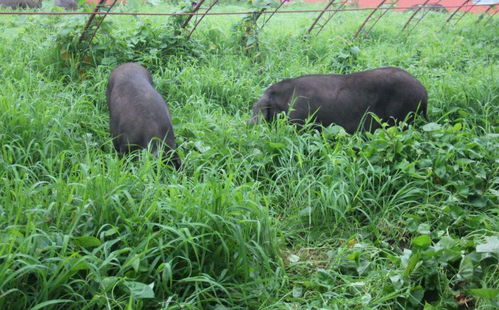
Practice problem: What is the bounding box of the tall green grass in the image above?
[0,3,498,309]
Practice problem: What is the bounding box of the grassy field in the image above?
[0,1,498,309]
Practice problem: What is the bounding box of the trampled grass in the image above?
[0,1,498,309]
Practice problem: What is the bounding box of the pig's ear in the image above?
[145,69,154,85]
[253,100,272,122]
[248,101,267,125]
[262,103,272,121]
[248,103,263,125]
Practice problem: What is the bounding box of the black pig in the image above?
[55,0,77,10]
[249,67,428,133]
[107,63,180,168]
[0,0,41,8]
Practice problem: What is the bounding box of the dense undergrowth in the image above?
[0,2,498,309]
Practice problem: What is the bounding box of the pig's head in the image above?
[248,90,288,125]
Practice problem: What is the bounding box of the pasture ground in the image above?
[0,2,498,309]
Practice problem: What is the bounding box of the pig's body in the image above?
[55,0,77,10]
[250,67,428,133]
[107,63,179,168]
[0,0,41,8]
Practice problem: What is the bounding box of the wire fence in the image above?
[1,1,496,49]
[0,5,495,15]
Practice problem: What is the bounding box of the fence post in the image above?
[353,0,388,39]
[452,2,476,26]
[260,0,286,29]
[182,0,207,29]
[482,9,498,24]
[363,0,398,36]
[307,0,337,35]
[401,0,431,31]
[187,0,220,39]
[405,0,443,34]
[445,0,470,24]
[78,0,119,48]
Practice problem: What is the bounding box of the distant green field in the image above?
[0,2,498,309]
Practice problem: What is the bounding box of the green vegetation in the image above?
[0,2,498,309]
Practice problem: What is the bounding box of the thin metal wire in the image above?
[2,3,495,46]
[0,5,491,16]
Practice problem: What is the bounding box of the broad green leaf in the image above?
[436,248,461,263]
[390,274,404,289]
[125,281,155,299]
[404,253,421,277]
[423,302,439,309]
[194,140,211,153]
[338,52,349,59]
[470,197,487,208]
[324,125,346,136]
[360,293,372,304]
[412,235,431,249]
[292,285,303,298]
[476,236,499,254]
[409,286,425,306]
[246,36,257,46]
[417,223,431,235]
[350,46,361,56]
[101,227,118,238]
[422,122,442,132]
[71,260,90,272]
[469,288,499,299]
[266,141,286,149]
[434,165,446,178]
[400,249,412,268]
[356,259,370,275]
[74,236,101,248]
[347,251,360,260]
[102,277,120,292]
[133,257,140,273]
[459,254,475,280]
[433,236,457,251]
[31,300,73,310]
